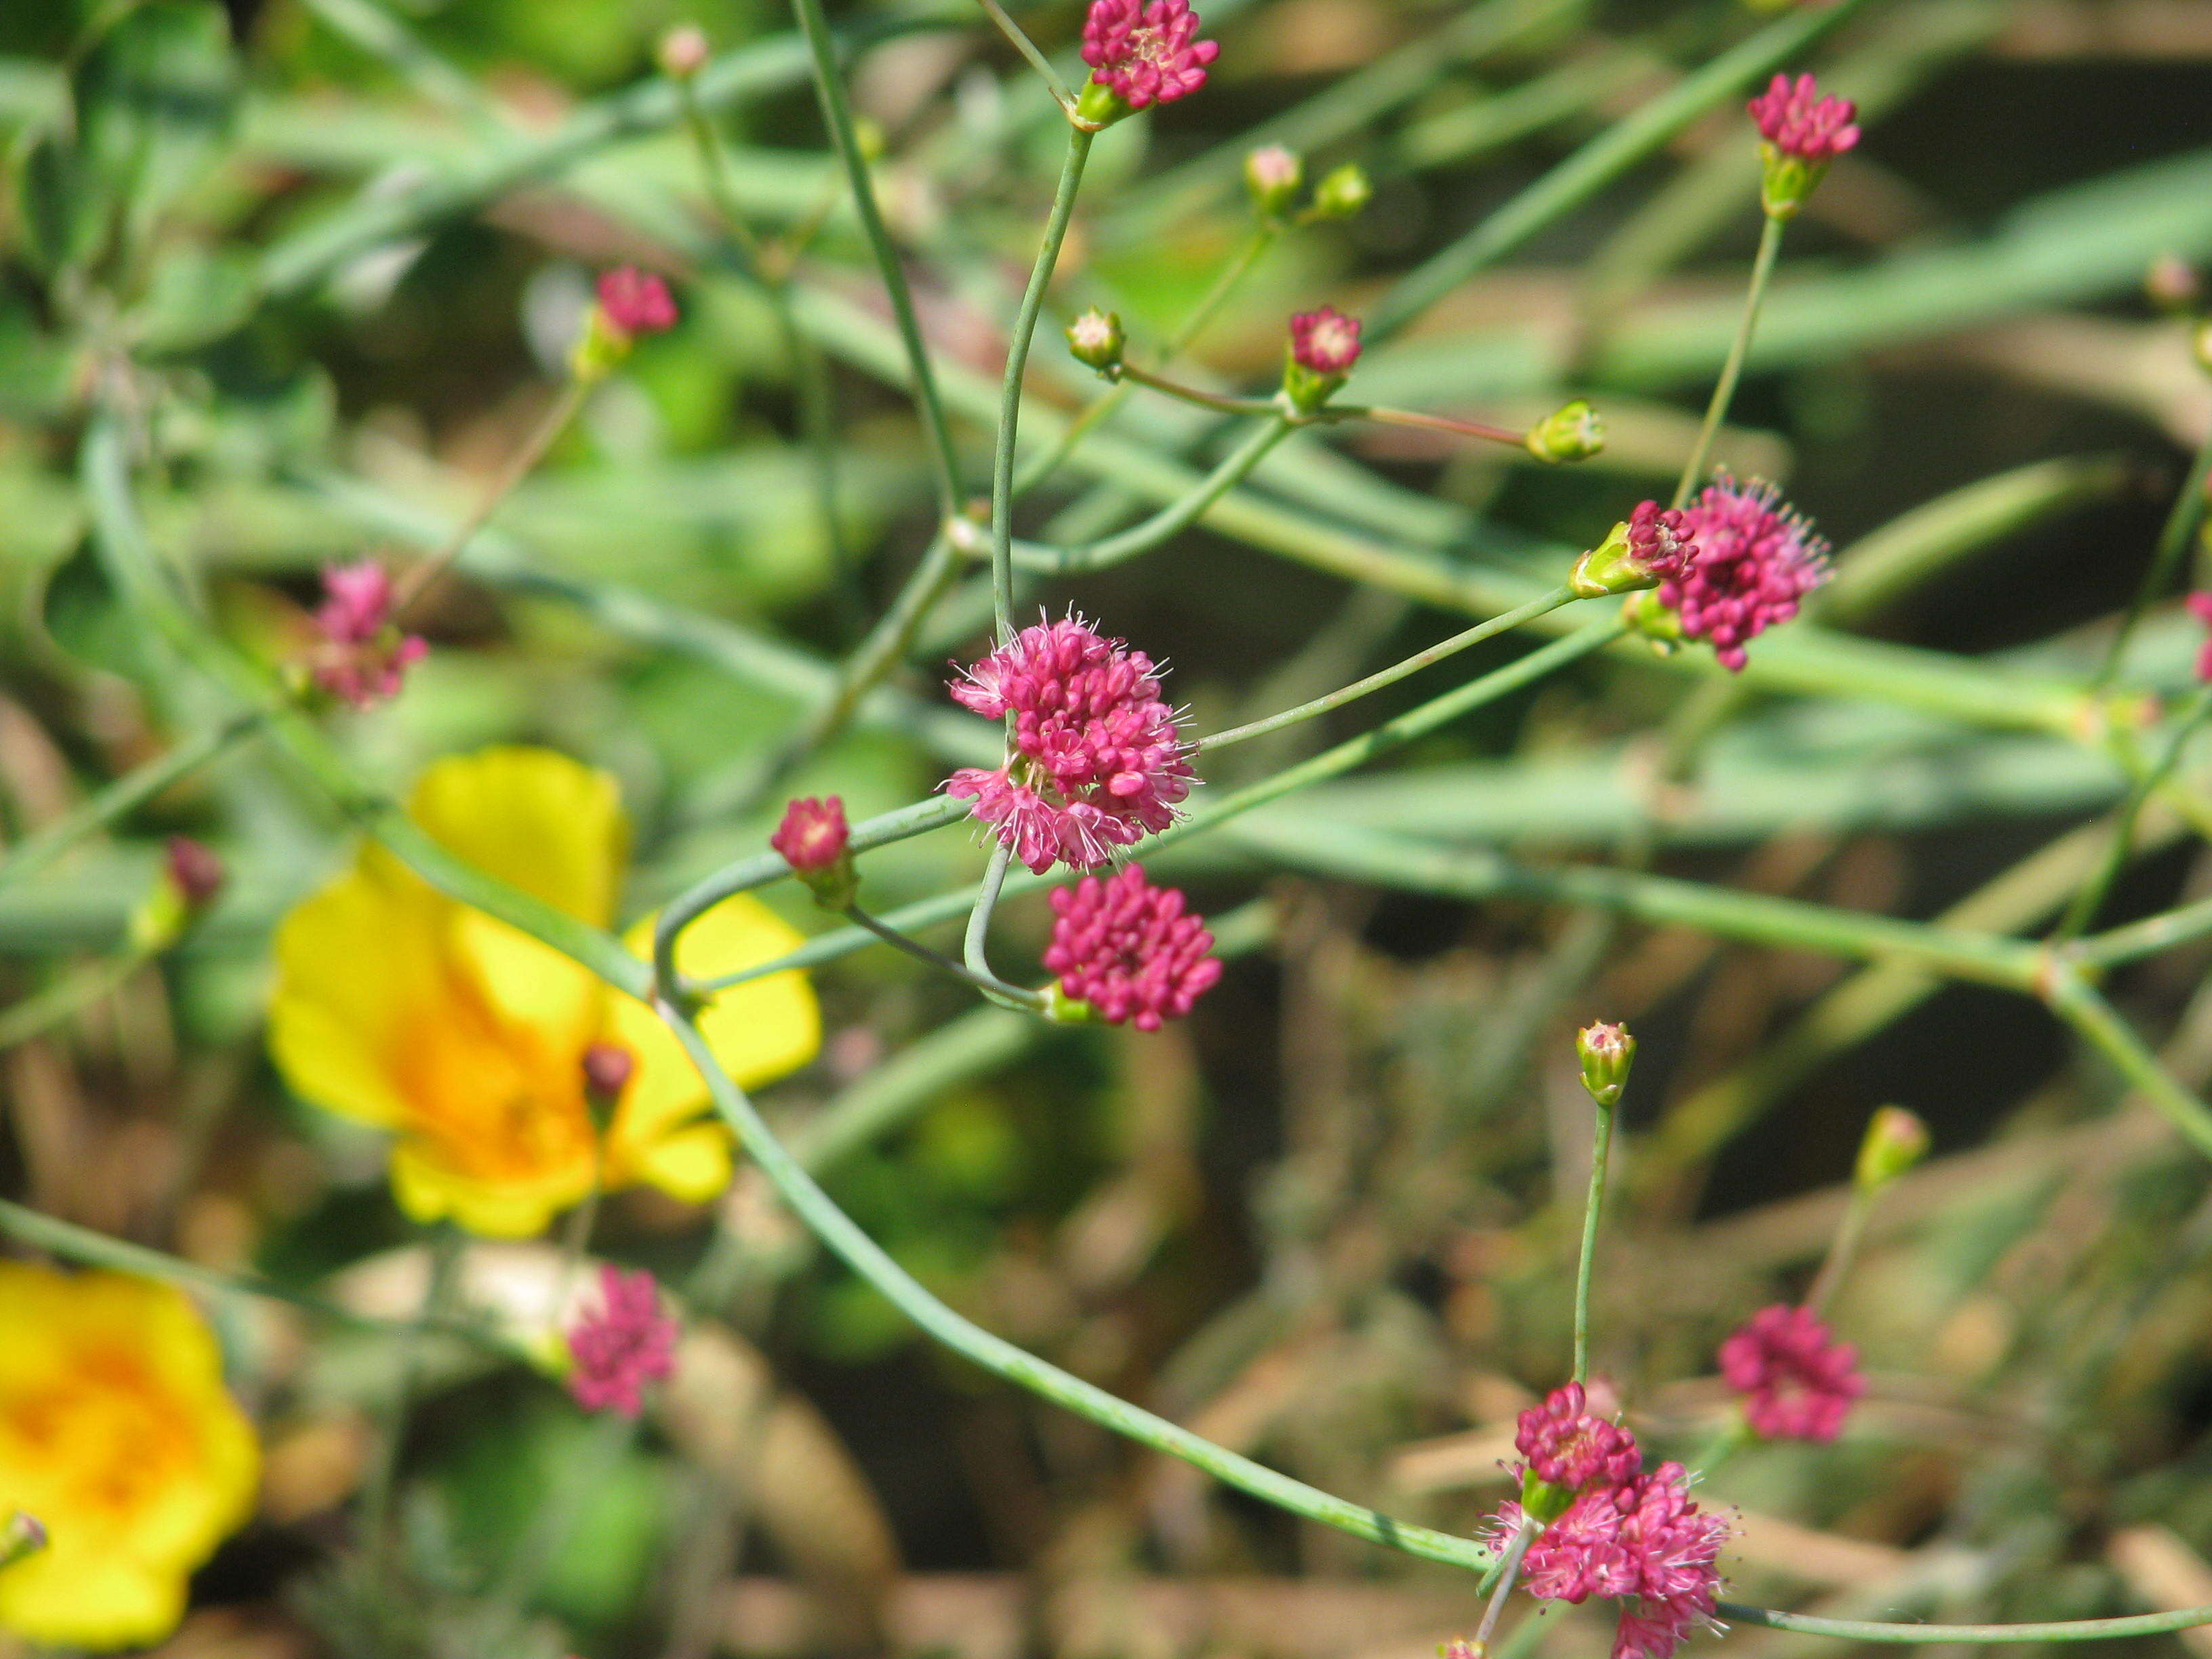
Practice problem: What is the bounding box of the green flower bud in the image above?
[1853,1106,1930,1191]
[1307,163,1372,222]
[1244,145,1304,220]
[1066,308,1126,374]
[1576,1021,1635,1107]
[1621,587,1685,653]
[1525,399,1605,464]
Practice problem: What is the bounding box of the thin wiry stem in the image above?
[789,0,964,519]
[1672,210,1784,509]
[975,0,1074,108]
[2095,428,2212,692]
[991,127,1094,635]
[848,901,1045,1007]
[2051,683,2212,942]
[1571,1091,1617,1386]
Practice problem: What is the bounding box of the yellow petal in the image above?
[268,854,449,1127]
[447,908,605,1058]
[0,1549,185,1651]
[623,895,820,1090]
[407,746,628,926]
[389,1138,588,1239]
[626,1122,734,1204]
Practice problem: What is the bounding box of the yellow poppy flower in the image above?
[0,1265,259,1650]
[269,746,818,1237]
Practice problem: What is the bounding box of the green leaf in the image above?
[73,0,239,267]
[14,127,105,274]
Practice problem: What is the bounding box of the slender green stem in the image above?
[848,901,1044,1007]
[1198,587,1579,752]
[788,0,963,519]
[960,842,1041,1012]
[659,1004,1500,1574]
[1715,1603,2212,1644]
[2043,967,2212,1162]
[2077,891,2212,969]
[1672,211,1785,509]
[1007,417,1295,575]
[1328,404,1528,449]
[1015,224,1277,495]
[975,0,1073,108]
[0,952,144,1053]
[1571,1094,1616,1386]
[392,377,587,621]
[2095,427,2212,691]
[991,127,1094,635]
[1689,1416,1753,1479]
[1114,362,1280,417]
[1471,1520,1536,1654]
[2051,683,2212,942]
[361,1227,462,1573]
[1805,1185,1876,1317]
[0,711,260,890]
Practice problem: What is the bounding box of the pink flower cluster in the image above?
[1663,477,1829,671]
[1290,306,1362,376]
[1627,499,1698,586]
[1044,864,1222,1029]
[1747,73,1860,164]
[1718,1303,1863,1443]
[1494,1385,1731,1659]
[1081,0,1218,110]
[2186,592,2212,680]
[312,560,427,708]
[567,1265,679,1418]
[597,266,678,337]
[945,614,1194,874]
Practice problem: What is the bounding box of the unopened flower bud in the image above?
[575,267,677,380]
[772,796,859,910]
[1570,500,1695,598]
[1525,398,1605,464]
[1067,307,1126,374]
[0,1512,45,1570]
[130,838,226,952]
[1622,586,1686,654]
[581,1042,635,1124]
[1748,73,1858,220]
[2147,253,2202,315]
[1576,1021,1635,1107]
[1282,305,1361,415]
[165,836,226,911]
[1244,144,1303,219]
[1853,1105,1929,1191]
[1307,163,1371,221]
[657,24,710,79]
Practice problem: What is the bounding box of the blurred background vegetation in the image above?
[9,0,2212,1655]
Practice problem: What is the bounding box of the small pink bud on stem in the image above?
[1571,501,1696,599]
[1066,307,1126,374]
[1853,1105,1929,1191]
[1244,144,1303,218]
[772,796,860,909]
[164,836,226,912]
[0,1511,47,1570]
[574,267,678,380]
[1748,72,1858,219]
[581,1042,634,1128]
[657,24,710,79]
[1575,1021,1636,1107]
[1282,306,1361,415]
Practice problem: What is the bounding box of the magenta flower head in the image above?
[597,266,678,337]
[773,795,859,908]
[310,560,427,709]
[1044,865,1223,1030]
[1661,474,1829,671]
[1573,500,1698,599]
[1719,1302,1863,1443]
[1284,306,1361,414]
[1516,1382,1642,1517]
[567,1265,679,1418]
[1748,73,1858,216]
[1079,0,1218,119]
[1517,1460,1730,1659]
[944,613,1193,874]
[2186,592,2212,680]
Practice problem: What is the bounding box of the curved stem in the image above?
[660,1004,1500,1574]
[1571,1092,1616,1386]
[960,841,1040,1012]
[1199,586,1579,752]
[1715,1603,2212,1645]
[975,0,1073,108]
[1671,211,1784,510]
[1114,362,1281,417]
[1330,404,1528,450]
[2095,427,2212,692]
[991,127,1094,636]
[1015,224,1277,495]
[2051,683,2212,943]
[849,901,1044,1008]
[789,0,964,519]
[1006,417,1294,575]
[0,709,260,889]
[1805,1185,1876,1319]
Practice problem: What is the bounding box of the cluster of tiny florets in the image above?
[1747,73,1860,163]
[312,560,427,708]
[567,1265,679,1418]
[1627,499,1699,585]
[1664,476,1830,671]
[1081,0,1218,109]
[1044,864,1222,1029]
[772,795,851,874]
[1290,305,1362,376]
[945,614,1193,874]
[1491,1385,1731,1659]
[1719,1303,1864,1443]
[597,266,678,337]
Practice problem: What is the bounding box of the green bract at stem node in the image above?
[1571,523,1660,598]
